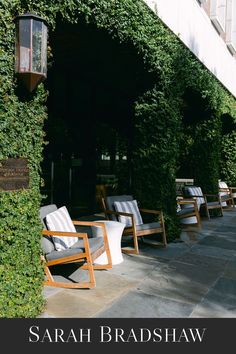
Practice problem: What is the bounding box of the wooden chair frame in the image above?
[219,186,235,209]
[101,198,167,255]
[184,193,223,220]
[42,221,112,289]
[177,198,201,226]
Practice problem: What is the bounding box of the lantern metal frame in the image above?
[14,13,48,92]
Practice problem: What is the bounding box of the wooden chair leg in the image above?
[194,205,201,226]
[133,230,139,254]
[83,238,96,287]
[122,222,139,255]
[232,197,235,207]
[162,227,167,247]
[160,213,167,246]
[197,212,201,226]
[101,223,113,268]
[220,205,224,217]
[205,206,210,220]
[122,236,139,254]
[45,264,54,283]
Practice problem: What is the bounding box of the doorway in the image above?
[42,17,153,217]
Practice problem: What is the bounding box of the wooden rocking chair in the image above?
[183,186,223,219]
[101,195,167,255]
[40,204,112,289]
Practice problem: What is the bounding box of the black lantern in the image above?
[15,13,47,92]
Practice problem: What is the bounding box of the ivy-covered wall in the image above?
[221,132,236,185]
[1,0,236,317]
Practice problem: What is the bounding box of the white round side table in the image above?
[93,220,125,265]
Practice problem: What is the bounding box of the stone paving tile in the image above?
[214,224,236,232]
[190,296,236,318]
[201,220,220,226]
[95,289,194,318]
[42,286,63,299]
[42,290,104,318]
[161,260,221,285]
[216,224,236,231]
[180,229,207,244]
[215,233,236,242]
[212,277,236,298]
[190,276,236,318]
[136,260,219,305]
[38,312,55,318]
[190,244,236,260]
[175,252,227,273]
[136,276,208,306]
[42,271,138,318]
[190,291,236,318]
[139,242,190,260]
[214,221,236,229]
[108,253,166,281]
[198,236,236,250]
[223,257,236,280]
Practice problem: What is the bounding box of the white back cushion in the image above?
[219,181,229,206]
[46,206,77,251]
[219,181,229,196]
[185,186,205,207]
[113,200,143,227]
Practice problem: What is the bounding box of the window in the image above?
[210,0,227,33]
[226,0,236,53]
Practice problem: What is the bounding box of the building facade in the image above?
[145,0,236,98]
[1,0,236,317]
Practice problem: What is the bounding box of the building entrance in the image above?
[42,17,154,217]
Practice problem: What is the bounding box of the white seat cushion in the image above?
[46,206,78,251]
[113,200,143,227]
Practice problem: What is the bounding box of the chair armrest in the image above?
[73,220,110,227]
[139,208,162,215]
[102,209,134,219]
[204,193,220,197]
[102,209,133,217]
[139,209,165,227]
[183,195,203,198]
[183,195,207,205]
[203,194,221,204]
[72,220,111,246]
[42,229,88,239]
[177,199,197,205]
[41,230,92,260]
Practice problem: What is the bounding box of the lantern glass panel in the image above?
[18,19,31,72]
[41,23,47,75]
[32,19,43,73]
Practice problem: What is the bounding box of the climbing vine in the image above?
[0,0,236,317]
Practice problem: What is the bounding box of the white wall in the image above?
[144,0,236,98]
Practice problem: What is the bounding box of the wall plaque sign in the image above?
[0,158,29,191]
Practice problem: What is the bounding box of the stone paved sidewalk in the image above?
[40,209,236,318]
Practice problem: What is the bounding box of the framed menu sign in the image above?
[0,158,29,191]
